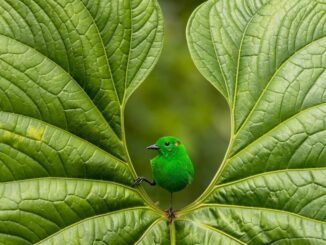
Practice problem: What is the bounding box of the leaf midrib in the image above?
[182,1,272,213]
[0,177,138,190]
[208,3,231,104]
[134,218,165,244]
[180,203,326,226]
[228,101,326,162]
[211,167,326,191]
[178,218,246,244]
[234,25,326,138]
[74,0,121,105]
[232,0,269,115]
[0,33,123,144]
[0,114,125,165]
[34,207,154,245]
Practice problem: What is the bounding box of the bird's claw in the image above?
[132,177,145,187]
[133,177,156,187]
[165,208,176,223]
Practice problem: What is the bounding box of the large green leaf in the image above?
[184,0,326,243]
[1,0,326,244]
[0,0,166,244]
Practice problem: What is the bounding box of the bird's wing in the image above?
[185,157,195,184]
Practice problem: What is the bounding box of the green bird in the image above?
[133,136,194,222]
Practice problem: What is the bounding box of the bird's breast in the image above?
[151,158,192,193]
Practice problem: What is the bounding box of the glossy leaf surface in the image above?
[0,0,166,244]
[0,0,326,244]
[185,0,326,243]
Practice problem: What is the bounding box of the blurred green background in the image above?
[125,0,230,210]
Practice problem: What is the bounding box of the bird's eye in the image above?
[165,142,170,146]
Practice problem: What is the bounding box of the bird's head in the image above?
[147,136,183,157]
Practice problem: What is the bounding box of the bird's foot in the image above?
[132,177,145,187]
[165,208,176,223]
[132,177,156,187]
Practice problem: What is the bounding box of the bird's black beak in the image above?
[146,144,160,150]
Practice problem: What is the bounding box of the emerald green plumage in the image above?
[150,136,194,193]
[133,136,194,221]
